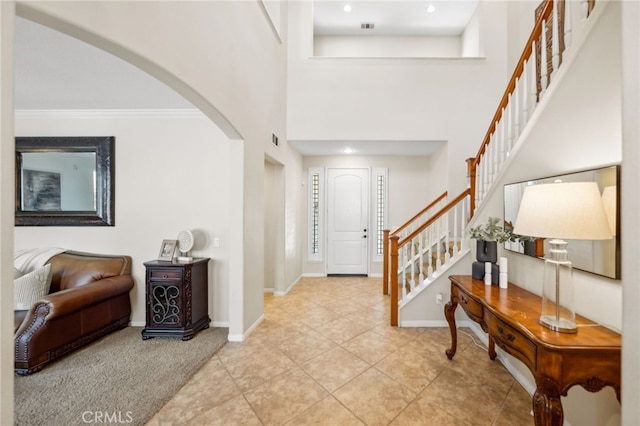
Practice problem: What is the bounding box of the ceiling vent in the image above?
[360,23,375,30]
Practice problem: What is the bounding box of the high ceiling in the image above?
[14,1,476,156]
[314,0,479,36]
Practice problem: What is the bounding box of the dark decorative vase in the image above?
[524,240,536,257]
[476,240,498,263]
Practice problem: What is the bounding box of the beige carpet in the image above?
[14,326,228,426]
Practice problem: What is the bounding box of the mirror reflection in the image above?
[504,166,620,279]
[21,152,97,211]
[16,136,115,226]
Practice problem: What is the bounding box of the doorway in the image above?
[327,168,369,275]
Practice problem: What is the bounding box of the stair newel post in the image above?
[390,236,399,326]
[383,229,390,296]
[466,158,477,216]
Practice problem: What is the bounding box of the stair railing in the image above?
[384,0,598,326]
[382,191,448,295]
[468,0,577,214]
[389,189,470,326]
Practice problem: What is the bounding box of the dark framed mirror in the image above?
[16,136,115,226]
[504,165,620,279]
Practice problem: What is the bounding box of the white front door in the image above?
[327,168,369,275]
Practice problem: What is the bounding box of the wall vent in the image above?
[360,23,375,30]
[271,133,279,147]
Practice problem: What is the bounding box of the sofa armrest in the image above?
[40,275,134,320]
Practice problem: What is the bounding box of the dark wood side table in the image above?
[142,258,211,341]
[445,275,621,426]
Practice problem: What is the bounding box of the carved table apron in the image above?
[445,275,620,426]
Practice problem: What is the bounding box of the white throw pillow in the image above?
[14,264,52,311]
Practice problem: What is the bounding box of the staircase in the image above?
[383,0,600,326]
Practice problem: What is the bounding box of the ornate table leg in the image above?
[488,335,497,360]
[445,299,458,359]
[533,377,563,426]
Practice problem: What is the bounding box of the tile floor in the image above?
[147,277,534,425]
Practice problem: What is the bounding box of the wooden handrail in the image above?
[471,0,554,165]
[390,188,470,325]
[390,191,448,237]
[399,188,471,247]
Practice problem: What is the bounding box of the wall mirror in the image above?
[16,136,115,226]
[504,165,620,279]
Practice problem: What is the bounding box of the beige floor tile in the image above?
[341,328,401,365]
[151,277,533,426]
[244,367,328,425]
[375,346,449,393]
[223,345,295,391]
[150,357,241,424]
[419,368,509,425]
[315,315,377,344]
[286,395,365,425]
[445,342,516,395]
[390,396,467,426]
[333,368,416,426]
[301,346,370,392]
[277,329,337,364]
[494,381,535,426]
[187,394,262,426]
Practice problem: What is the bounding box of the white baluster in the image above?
[426,226,433,279]
[565,0,573,49]
[419,231,425,284]
[551,0,560,78]
[436,218,442,271]
[522,58,530,122]
[453,205,459,257]
[529,42,538,113]
[514,80,521,140]
[445,213,451,264]
[401,245,407,301]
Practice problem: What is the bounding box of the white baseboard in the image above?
[368,273,383,278]
[264,288,275,294]
[274,275,302,296]
[129,321,145,327]
[212,321,230,328]
[399,320,449,327]
[227,313,264,342]
[301,273,327,277]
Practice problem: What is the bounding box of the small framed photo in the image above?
[158,239,177,261]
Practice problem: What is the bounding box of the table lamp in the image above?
[513,181,612,333]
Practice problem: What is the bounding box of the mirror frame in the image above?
[15,136,115,226]
[503,165,620,279]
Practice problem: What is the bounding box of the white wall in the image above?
[288,0,509,197]
[14,111,233,327]
[314,35,462,58]
[16,0,297,340]
[0,2,14,424]
[621,1,640,424]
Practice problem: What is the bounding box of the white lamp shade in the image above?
[512,182,612,240]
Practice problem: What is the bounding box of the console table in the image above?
[445,275,620,426]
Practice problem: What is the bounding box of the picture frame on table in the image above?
[158,239,177,261]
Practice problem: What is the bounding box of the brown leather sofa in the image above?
[14,251,134,375]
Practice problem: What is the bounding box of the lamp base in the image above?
[540,315,577,333]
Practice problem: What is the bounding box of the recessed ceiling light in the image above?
[344,4,352,12]
[342,147,355,154]
[426,4,436,13]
